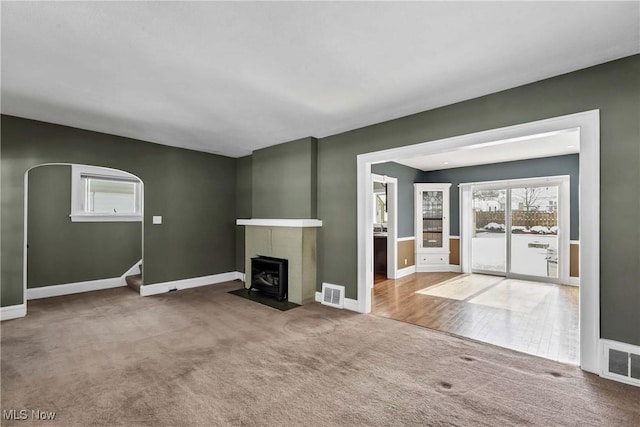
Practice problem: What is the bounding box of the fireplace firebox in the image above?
[249,256,288,301]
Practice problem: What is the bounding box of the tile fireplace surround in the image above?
[236,219,322,305]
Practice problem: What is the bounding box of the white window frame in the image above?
[459,175,571,286]
[70,165,142,222]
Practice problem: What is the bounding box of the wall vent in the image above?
[601,339,640,387]
[321,283,345,309]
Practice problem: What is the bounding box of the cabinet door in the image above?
[420,189,445,249]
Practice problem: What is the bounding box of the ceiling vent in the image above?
[321,283,345,309]
[601,339,640,387]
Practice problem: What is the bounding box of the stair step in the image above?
[126,274,142,293]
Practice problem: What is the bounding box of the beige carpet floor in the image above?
[1,281,639,426]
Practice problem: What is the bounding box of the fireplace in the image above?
[237,219,321,305]
[249,255,288,301]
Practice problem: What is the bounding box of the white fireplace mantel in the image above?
[236,218,322,227]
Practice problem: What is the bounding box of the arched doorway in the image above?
[23,163,144,306]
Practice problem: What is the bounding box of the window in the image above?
[71,165,142,222]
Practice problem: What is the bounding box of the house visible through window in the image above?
[71,165,142,222]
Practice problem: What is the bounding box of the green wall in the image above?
[1,115,237,306]
[235,155,252,272]
[27,165,141,287]
[251,137,318,219]
[317,55,640,345]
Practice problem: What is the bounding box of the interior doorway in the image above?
[23,163,144,305]
[357,110,599,374]
[371,174,397,285]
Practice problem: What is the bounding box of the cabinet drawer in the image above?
[418,254,449,265]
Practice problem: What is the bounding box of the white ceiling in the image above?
[2,2,638,158]
[393,129,580,172]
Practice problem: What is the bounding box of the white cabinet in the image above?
[415,183,451,271]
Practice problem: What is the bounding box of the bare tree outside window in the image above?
[515,187,543,211]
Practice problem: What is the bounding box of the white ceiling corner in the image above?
[1,2,638,158]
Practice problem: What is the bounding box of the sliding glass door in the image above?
[471,189,507,273]
[509,186,559,279]
[467,177,568,283]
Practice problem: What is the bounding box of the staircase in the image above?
[121,260,142,295]
[125,274,142,293]
[125,262,143,293]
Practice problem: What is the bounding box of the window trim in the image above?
[70,165,142,222]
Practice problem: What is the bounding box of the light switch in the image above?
[152,216,162,225]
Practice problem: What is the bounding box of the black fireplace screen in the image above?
[249,256,288,301]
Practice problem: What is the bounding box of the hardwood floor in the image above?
[372,272,579,365]
[373,273,388,285]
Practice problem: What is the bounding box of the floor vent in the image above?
[601,339,640,387]
[321,283,345,309]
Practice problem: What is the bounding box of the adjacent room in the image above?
[2,2,639,425]
[370,129,581,365]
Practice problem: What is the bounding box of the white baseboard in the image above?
[395,265,416,279]
[26,277,123,300]
[416,264,461,273]
[0,304,27,321]
[343,298,359,312]
[449,264,462,273]
[120,259,143,285]
[568,277,580,286]
[314,291,359,312]
[141,271,243,297]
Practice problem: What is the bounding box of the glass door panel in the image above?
[510,186,559,278]
[471,189,507,273]
[422,190,443,248]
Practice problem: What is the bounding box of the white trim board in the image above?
[314,292,359,312]
[356,110,600,375]
[397,236,415,242]
[236,218,322,227]
[396,265,416,279]
[26,277,123,300]
[141,271,243,297]
[0,304,27,321]
[416,265,462,273]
